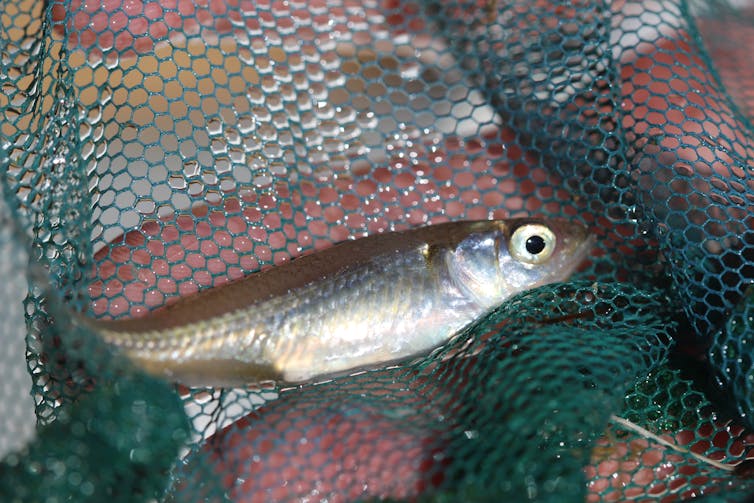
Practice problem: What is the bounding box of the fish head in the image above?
[447,218,593,310]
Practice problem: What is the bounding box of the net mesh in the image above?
[1,0,754,500]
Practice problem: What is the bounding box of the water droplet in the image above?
[637,223,652,236]
[626,205,642,223]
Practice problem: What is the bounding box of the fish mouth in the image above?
[575,232,596,265]
[552,231,595,283]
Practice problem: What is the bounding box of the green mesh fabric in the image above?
[2,0,754,501]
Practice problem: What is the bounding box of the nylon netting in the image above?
[1,0,754,501]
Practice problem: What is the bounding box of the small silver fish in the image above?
[80,218,592,387]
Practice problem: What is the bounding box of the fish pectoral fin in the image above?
[130,355,284,388]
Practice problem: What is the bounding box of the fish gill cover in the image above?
[1,0,754,501]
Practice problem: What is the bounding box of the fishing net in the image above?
[2,0,754,500]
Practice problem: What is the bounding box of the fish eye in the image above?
[509,224,557,265]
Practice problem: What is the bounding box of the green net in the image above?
[2,0,754,500]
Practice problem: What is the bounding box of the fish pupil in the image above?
[525,235,546,255]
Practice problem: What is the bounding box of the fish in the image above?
[78,218,593,387]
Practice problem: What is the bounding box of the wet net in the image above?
[2,0,754,501]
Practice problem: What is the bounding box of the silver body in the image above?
[85,219,592,387]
